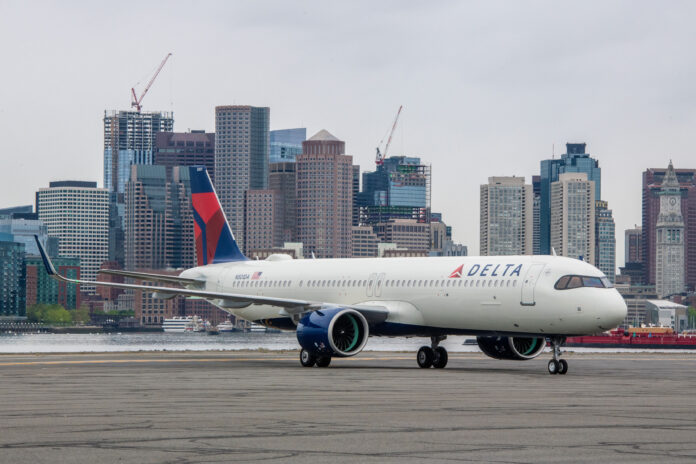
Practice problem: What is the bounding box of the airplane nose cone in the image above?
[607,289,627,327]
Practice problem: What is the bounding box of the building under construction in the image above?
[359,156,432,225]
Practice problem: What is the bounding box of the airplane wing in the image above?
[98,269,204,288]
[34,236,389,323]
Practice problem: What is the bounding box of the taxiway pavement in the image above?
[1,351,695,463]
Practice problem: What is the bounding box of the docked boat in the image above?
[161,316,205,333]
[249,323,267,333]
[217,320,236,333]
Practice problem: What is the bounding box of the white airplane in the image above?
[35,166,627,375]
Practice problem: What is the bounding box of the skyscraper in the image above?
[124,165,194,270]
[103,110,174,195]
[595,200,616,283]
[154,130,215,182]
[480,176,533,256]
[269,162,297,243]
[0,234,25,317]
[104,110,174,267]
[642,166,696,288]
[540,143,601,254]
[655,162,685,297]
[296,130,353,258]
[244,190,282,252]
[36,181,109,289]
[532,175,541,255]
[214,105,270,250]
[625,227,642,264]
[550,173,595,263]
[270,128,306,163]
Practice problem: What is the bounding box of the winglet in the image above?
[34,235,57,276]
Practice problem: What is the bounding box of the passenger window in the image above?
[458,281,462,287]
[513,280,517,287]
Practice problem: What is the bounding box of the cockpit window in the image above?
[582,277,604,288]
[555,275,612,290]
[554,276,570,290]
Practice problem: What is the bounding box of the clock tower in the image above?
[655,161,685,298]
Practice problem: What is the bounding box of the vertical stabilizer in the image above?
[189,166,247,265]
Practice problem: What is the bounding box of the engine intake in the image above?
[297,308,369,357]
[477,336,546,360]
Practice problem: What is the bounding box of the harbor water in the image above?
[1,332,695,354]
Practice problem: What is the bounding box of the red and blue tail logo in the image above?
[189,166,247,266]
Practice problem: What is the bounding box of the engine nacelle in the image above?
[476,336,546,361]
[297,308,369,357]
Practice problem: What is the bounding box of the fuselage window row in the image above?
[233,277,520,290]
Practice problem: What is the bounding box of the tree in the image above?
[71,305,91,324]
[688,307,696,329]
[26,304,72,324]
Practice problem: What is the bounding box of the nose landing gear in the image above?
[547,337,568,375]
[417,335,448,368]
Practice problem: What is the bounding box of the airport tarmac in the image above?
[1,351,695,463]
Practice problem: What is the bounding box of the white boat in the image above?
[249,323,267,333]
[216,321,236,333]
[162,316,205,333]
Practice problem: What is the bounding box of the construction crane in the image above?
[375,105,403,166]
[130,53,172,112]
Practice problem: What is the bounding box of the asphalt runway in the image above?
[1,351,695,463]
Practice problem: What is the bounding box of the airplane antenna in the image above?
[551,247,557,256]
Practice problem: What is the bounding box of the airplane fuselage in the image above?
[181,254,627,337]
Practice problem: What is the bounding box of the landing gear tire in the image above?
[548,336,567,375]
[417,346,434,368]
[300,349,316,367]
[548,359,559,375]
[557,359,568,375]
[316,356,332,368]
[433,347,448,369]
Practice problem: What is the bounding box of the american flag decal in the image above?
[252,272,263,280]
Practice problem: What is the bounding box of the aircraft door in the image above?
[374,273,386,297]
[366,273,377,297]
[520,264,545,306]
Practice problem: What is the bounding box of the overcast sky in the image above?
[2,1,695,264]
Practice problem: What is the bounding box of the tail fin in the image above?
[189,166,247,265]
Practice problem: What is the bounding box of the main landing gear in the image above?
[300,349,331,368]
[417,335,448,369]
[547,337,568,375]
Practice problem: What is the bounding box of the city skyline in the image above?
[3,1,696,262]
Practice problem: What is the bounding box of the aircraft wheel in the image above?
[316,356,332,368]
[417,346,434,368]
[433,347,448,368]
[547,359,559,375]
[558,359,568,375]
[300,349,316,367]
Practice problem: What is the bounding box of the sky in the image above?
[2,0,696,265]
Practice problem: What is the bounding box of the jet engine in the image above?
[476,336,546,360]
[296,308,369,357]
